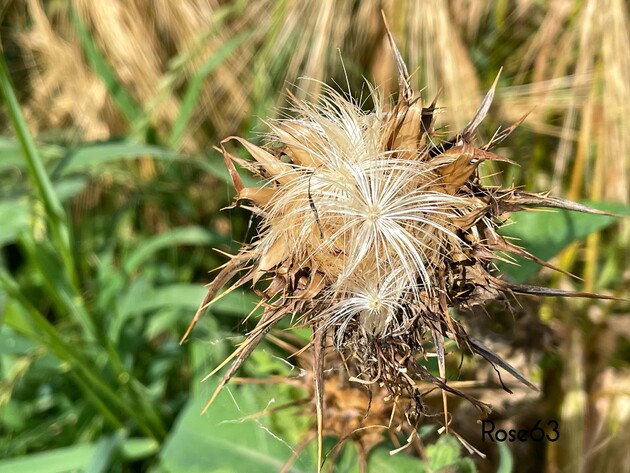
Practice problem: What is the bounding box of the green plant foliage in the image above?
[52,142,178,176]
[498,202,629,282]
[496,443,514,473]
[161,382,307,473]
[0,437,158,473]
[170,31,253,150]
[2,3,628,472]
[0,197,28,246]
[160,379,453,473]
[68,5,144,127]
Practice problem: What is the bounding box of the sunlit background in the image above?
[1,1,629,472]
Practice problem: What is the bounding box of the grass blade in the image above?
[84,431,127,473]
[68,6,143,127]
[0,444,97,473]
[169,30,252,150]
[19,235,97,341]
[52,142,177,177]
[0,269,161,440]
[122,226,230,275]
[0,50,76,287]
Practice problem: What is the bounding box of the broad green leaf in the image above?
[0,438,158,473]
[424,434,477,472]
[161,380,449,473]
[121,438,159,460]
[0,444,96,473]
[122,226,230,275]
[367,448,432,472]
[498,201,629,282]
[363,435,476,473]
[0,198,28,246]
[296,440,433,473]
[497,443,514,473]
[161,382,309,473]
[122,283,257,320]
[53,142,177,176]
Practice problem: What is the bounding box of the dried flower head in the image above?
[182,23,615,468]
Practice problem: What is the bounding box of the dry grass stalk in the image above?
[6,0,629,199]
[7,0,267,146]
[378,0,481,130]
[515,0,630,203]
[5,0,485,148]
[184,22,618,470]
[14,0,117,141]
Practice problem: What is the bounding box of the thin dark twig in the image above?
[308,169,324,239]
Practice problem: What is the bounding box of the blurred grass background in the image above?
[0,1,629,472]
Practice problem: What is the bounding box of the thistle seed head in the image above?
[185,26,617,461]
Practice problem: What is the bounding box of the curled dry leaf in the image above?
[183,23,618,469]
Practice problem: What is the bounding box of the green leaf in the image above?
[117,280,205,323]
[122,226,230,275]
[19,236,96,341]
[425,435,477,472]
[161,382,309,473]
[53,177,89,201]
[498,202,629,282]
[497,443,514,473]
[366,448,430,473]
[52,142,177,176]
[69,7,143,126]
[0,64,65,224]
[0,197,28,246]
[350,434,476,473]
[84,431,126,473]
[310,442,431,473]
[0,269,162,437]
[0,325,38,355]
[0,178,86,246]
[170,31,252,150]
[0,444,97,473]
[0,137,63,172]
[0,51,76,286]
[0,438,158,473]
[50,140,259,187]
[120,438,160,460]
[121,283,257,319]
